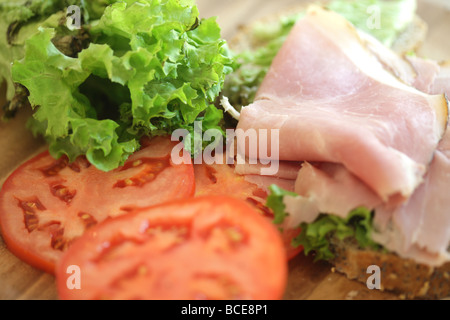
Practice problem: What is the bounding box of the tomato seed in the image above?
[132,160,143,167]
[51,185,76,203]
[225,228,243,242]
[77,212,98,229]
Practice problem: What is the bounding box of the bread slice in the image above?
[328,236,450,300]
[391,15,428,55]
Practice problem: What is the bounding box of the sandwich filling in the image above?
[233,4,450,267]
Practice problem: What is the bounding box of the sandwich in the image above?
[0,0,449,300]
[222,0,450,299]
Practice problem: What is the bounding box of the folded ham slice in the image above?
[283,131,450,266]
[406,55,441,94]
[370,62,450,266]
[371,124,450,267]
[243,175,296,193]
[282,54,450,267]
[283,162,383,228]
[237,6,448,201]
[358,30,441,94]
[233,157,300,192]
[431,61,450,96]
[234,159,301,180]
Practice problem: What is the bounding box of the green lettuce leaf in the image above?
[265,185,382,262]
[328,0,417,47]
[292,208,382,261]
[222,13,302,109]
[265,184,299,225]
[12,0,234,171]
[0,0,111,103]
[0,1,114,121]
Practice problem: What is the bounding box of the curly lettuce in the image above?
[11,0,234,171]
[265,185,382,262]
[0,0,111,106]
[292,208,382,262]
[265,184,299,225]
[222,13,301,109]
[328,0,417,48]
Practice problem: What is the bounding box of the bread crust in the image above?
[329,237,450,300]
[391,15,428,55]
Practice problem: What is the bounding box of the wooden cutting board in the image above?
[0,0,448,300]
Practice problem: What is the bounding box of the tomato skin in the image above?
[0,151,57,274]
[0,136,195,274]
[56,196,288,300]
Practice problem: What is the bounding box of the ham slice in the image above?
[370,63,450,267]
[372,125,450,267]
[283,146,450,266]
[406,55,441,94]
[358,30,418,86]
[282,58,450,267]
[237,6,448,201]
[232,154,300,194]
[243,175,296,193]
[234,159,301,180]
[359,30,441,94]
[431,61,450,95]
[283,162,382,228]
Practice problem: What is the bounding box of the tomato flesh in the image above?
[194,159,303,260]
[0,136,195,274]
[56,196,288,300]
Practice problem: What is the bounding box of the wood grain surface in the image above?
[0,0,449,300]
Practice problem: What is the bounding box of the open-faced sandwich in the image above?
[223,0,450,300]
[0,0,449,300]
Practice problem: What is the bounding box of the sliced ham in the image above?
[233,5,450,267]
[358,30,417,86]
[283,162,382,228]
[406,55,441,94]
[431,61,450,95]
[237,6,448,201]
[234,158,301,179]
[243,175,296,193]
[283,59,450,266]
[359,30,441,94]
[372,125,450,266]
[369,64,450,267]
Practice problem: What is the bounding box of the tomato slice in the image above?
[56,196,287,300]
[0,136,195,274]
[194,159,303,260]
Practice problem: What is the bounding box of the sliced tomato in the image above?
[56,196,287,300]
[0,136,195,274]
[194,158,303,260]
[194,159,267,199]
[280,226,303,260]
